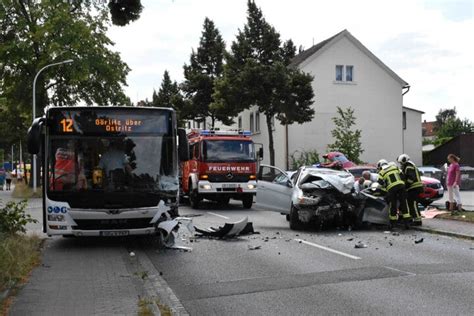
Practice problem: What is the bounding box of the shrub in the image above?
[0,200,37,235]
[290,149,320,170]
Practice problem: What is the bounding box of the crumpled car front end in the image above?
[291,168,355,227]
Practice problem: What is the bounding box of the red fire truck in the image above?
[181,129,262,209]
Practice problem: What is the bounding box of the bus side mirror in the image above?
[178,128,189,162]
[27,117,44,155]
[258,147,264,161]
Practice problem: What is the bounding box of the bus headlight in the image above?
[48,214,65,222]
[247,184,256,189]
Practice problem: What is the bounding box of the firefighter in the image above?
[377,159,411,228]
[397,154,423,226]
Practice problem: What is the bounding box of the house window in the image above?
[346,65,353,81]
[255,111,260,132]
[403,111,407,130]
[238,116,242,129]
[336,65,343,81]
[249,113,254,133]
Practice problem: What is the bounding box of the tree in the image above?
[182,18,234,127]
[0,1,130,144]
[327,107,364,163]
[435,107,457,130]
[108,0,143,26]
[214,0,315,165]
[151,70,189,126]
[433,107,473,146]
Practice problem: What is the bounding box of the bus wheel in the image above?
[189,183,200,209]
[242,194,253,209]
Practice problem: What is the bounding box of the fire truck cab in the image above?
[181,129,261,209]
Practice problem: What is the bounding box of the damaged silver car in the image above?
[256,165,356,230]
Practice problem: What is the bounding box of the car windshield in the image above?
[203,140,255,162]
[333,154,349,163]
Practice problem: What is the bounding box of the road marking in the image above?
[384,266,416,276]
[295,239,361,260]
[207,212,230,219]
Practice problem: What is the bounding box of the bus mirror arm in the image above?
[178,128,190,161]
[27,117,45,155]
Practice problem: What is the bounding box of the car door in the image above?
[256,164,293,213]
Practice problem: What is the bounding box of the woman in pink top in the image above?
[446,154,462,211]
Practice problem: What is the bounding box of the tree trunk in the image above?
[266,114,275,166]
[211,116,215,129]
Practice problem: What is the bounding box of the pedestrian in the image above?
[446,154,462,212]
[397,154,423,226]
[377,159,411,228]
[5,170,12,190]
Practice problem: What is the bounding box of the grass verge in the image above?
[436,211,474,223]
[0,234,42,314]
[11,182,42,199]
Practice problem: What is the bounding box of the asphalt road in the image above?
[145,200,474,315]
[5,190,474,315]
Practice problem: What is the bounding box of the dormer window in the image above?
[346,65,353,81]
[335,65,355,83]
[336,65,343,81]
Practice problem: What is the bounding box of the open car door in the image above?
[256,164,293,214]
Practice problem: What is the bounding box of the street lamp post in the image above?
[32,59,73,193]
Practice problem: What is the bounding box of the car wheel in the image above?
[285,214,290,221]
[289,205,304,230]
[242,194,253,209]
[189,182,200,209]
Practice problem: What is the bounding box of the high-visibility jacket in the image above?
[401,161,423,191]
[378,164,404,191]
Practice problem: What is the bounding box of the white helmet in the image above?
[397,154,410,164]
[377,159,388,170]
[363,180,372,189]
[370,182,381,191]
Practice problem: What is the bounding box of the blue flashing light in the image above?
[200,130,211,136]
[242,130,252,136]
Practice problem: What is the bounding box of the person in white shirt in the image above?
[354,171,379,193]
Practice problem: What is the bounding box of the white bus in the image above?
[27,106,188,244]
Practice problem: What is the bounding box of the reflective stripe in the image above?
[379,166,404,191]
[404,163,422,190]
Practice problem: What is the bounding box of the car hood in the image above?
[421,176,440,184]
[299,168,355,194]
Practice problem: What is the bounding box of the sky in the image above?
[107,0,474,121]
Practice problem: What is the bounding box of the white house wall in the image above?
[403,108,423,165]
[287,36,405,167]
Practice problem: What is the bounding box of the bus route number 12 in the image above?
[60,118,74,133]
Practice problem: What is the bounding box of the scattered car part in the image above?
[194,217,256,238]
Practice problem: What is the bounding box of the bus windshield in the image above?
[202,140,255,162]
[46,108,177,208]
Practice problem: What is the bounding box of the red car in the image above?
[323,152,444,206]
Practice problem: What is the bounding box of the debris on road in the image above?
[248,245,262,250]
[194,217,257,238]
[421,209,449,219]
[392,232,400,236]
[389,241,393,246]
[354,242,367,248]
[414,238,424,244]
[129,252,136,257]
[347,237,354,241]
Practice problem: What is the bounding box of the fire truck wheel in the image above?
[242,195,253,209]
[189,183,201,209]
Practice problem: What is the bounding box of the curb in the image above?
[134,249,189,316]
[412,226,474,241]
